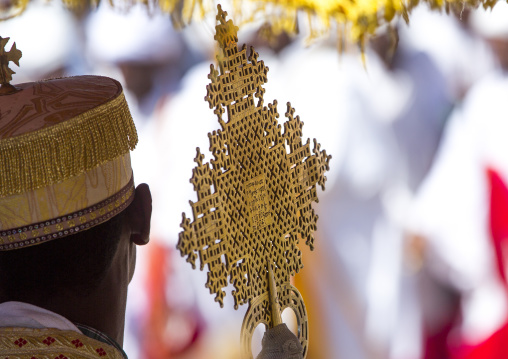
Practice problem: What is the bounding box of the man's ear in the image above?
[125,183,152,245]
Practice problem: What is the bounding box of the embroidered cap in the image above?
[0,37,138,251]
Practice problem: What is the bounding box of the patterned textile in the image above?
[75,323,128,359]
[0,327,125,358]
[0,155,134,250]
[0,302,128,358]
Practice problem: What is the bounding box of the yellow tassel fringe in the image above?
[0,91,137,198]
[15,0,499,49]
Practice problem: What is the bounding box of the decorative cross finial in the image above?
[0,36,22,95]
[214,5,238,50]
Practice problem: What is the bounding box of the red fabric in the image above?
[141,241,172,359]
[449,321,508,359]
[487,168,508,287]
[140,241,204,359]
[423,317,456,359]
[446,168,508,359]
[421,167,508,359]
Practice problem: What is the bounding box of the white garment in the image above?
[409,71,508,344]
[0,301,81,333]
[401,7,493,101]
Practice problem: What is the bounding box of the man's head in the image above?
[0,71,150,343]
[0,183,151,303]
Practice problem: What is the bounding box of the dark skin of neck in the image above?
[2,184,152,346]
[40,232,136,345]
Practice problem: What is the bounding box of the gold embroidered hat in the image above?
[0,37,138,251]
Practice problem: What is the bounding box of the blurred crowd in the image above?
[3,1,508,358]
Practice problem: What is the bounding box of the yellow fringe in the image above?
[3,0,499,51]
[0,91,137,198]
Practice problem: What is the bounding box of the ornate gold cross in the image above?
[177,5,331,358]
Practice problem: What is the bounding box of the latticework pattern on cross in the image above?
[177,4,331,318]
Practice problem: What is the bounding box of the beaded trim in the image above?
[0,85,137,197]
[0,176,135,251]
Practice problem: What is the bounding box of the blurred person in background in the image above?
[399,6,493,103]
[274,17,452,359]
[85,2,198,118]
[407,2,508,358]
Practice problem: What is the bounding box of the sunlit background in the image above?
[3,0,508,357]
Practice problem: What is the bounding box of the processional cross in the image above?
[177,5,331,357]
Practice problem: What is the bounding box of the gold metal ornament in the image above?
[177,5,331,358]
[0,36,21,94]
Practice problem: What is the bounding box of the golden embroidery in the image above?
[0,327,124,358]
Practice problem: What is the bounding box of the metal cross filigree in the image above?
[177,5,331,358]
